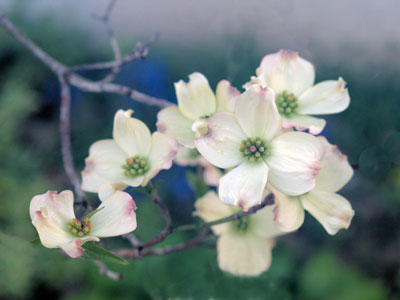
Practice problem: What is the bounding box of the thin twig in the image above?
[70,33,159,72]
[0,13,171,109]
[173,193,275,233]
[116,229,214,258]
[93,0,122,83]
[94,261,122,281]
[58,77,86,204]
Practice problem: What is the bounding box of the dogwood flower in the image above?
[82,109,178,193]
[30,189,137,258]
[253,49,350,135]
[156,72,239,148]
[194,191,281,276]
[194,84,324,210]
[270,136,354,234]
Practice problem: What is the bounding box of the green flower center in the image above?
[67,217,92,237]
[121,155,149,177]
[234,216,250,233]
[239,137,269,162]
[276,91,298,116]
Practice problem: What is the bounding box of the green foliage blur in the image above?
[0,4,399,300]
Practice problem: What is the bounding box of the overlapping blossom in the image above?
[82,109,178,193]
[251,50,350,135]
[194,84,324,210]
[194,191,282,276]
[156,72,239,148]
[30,188,137,258]
[271,136,354,233]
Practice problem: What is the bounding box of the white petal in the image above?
[219,161,269,211]
[60,236,100,258]
[98,183,116,202]
[30,190,75,222]
[90,191,137,237]
[193,191,233,235]
[156,106,195,148]
[282,114,326,135]
[256,50,315,96]
[215,80,240,112]
[250,204,283,238]
[113,109,152,156]
[142,132,179,186]
[175,72,216,120]
[217,231,274,276]
[300,191,354,235]
[194,112,245,169]
[81,139,143,193]
[269,186,304,232]
[266,132,324,196]
[30,191,76,249]
[297,78,350,115]
[234,85,282,141]
[315,136,354,192]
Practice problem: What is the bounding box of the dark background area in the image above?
[0,1,399,299]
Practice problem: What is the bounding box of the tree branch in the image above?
[115,229,214,259]
[172,193,275,233]
[94,261,122,281]
[93,0,122,83]
[0,13,171,109]
[59,77,86,204]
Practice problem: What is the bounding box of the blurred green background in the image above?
[1,1,400,299]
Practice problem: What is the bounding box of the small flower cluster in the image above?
[30,49,354,277]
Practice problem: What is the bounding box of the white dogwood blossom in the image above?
[253,50,350,135]
[30,189,137,258]
[194,191,282,276]
[156,72,239,148]
[81,109,178,193]
[194,84,324,210]
[270,136,354,234]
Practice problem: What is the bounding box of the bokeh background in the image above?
[1,0,400,299]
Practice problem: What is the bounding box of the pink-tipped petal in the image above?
[282,114,326,135]
[256,49,315,96]
[266,132,324,196]
[218,161,269,211]
[300,191,354,235]
[90,191,137,237]
[194,112,245,169]
[297,78,350,115]
[315,136,354,193]
[215,80,240,112]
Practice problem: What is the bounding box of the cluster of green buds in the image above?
[240,137,269,162]
[276,90,298,116]
[234,216,250,233]
[67,217,92,237]
[121,155,149,177]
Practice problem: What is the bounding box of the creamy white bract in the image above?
[252,49,350,135]
[194,191,282,276]
[194,84,324,211]
[81,109,178,193]
[156,72,239,149]
[30,189,137,258]
[271,136,354,234]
